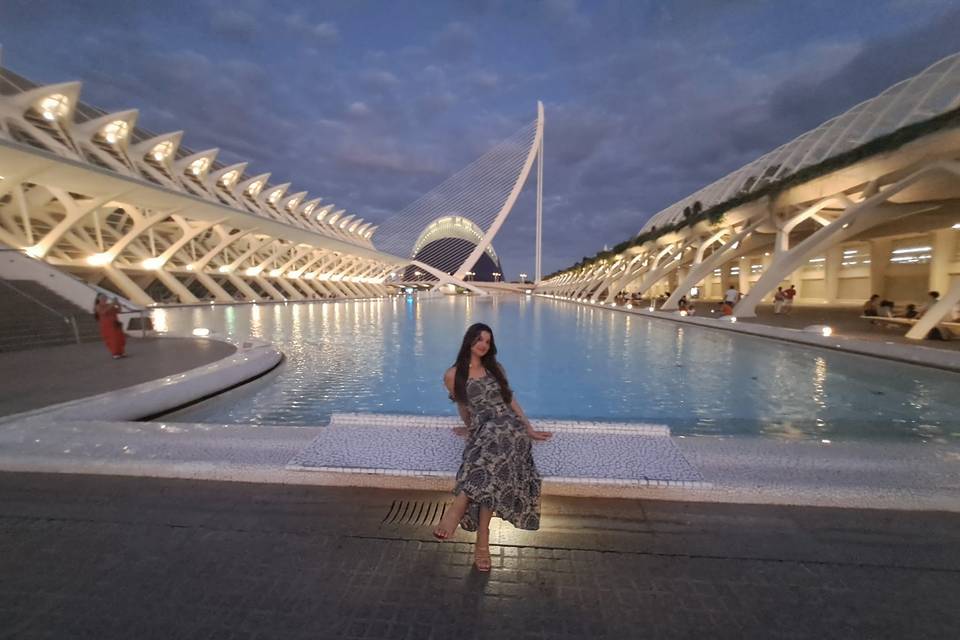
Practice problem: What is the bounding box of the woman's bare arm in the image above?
[510,396,552,441]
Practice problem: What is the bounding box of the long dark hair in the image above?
[452,322,512,406]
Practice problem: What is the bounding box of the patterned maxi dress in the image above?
[454,373,542,531]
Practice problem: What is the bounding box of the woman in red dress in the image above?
[94,294,127,359]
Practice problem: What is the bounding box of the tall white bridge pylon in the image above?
[375,102,544,293]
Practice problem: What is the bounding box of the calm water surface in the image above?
[158,295,960,442]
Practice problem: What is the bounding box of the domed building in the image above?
[403,216,503,281]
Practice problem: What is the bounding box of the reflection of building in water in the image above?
[403,216,503,282]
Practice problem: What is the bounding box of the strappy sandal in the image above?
[474,544,491,572]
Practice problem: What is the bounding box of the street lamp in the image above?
[519,273,527,283]
[492,271,501,282]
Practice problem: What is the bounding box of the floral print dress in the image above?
[454,373,542,531]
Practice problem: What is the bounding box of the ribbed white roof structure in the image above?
[0,67,378,250]
[640,52,960,233]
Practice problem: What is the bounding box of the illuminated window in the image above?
[840,245,869,268]
[100,120,129,144]
[150,141,174,162]
[220,170,240,187]
[37,94,70,121]
[890,242,933,265]
[188,158,210,176]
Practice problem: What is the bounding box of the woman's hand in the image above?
[452,426,469,437]
[525,424,552,441]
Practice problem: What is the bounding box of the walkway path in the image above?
[725,303,960,351]
[0,337,236,417]
[1,472,957,639]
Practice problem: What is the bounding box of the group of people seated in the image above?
[862,290,960,340]
[862,291,952,320]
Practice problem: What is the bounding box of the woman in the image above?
[433,323,551,572]
[94,294,126,359]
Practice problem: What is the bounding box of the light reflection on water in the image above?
[160,296,960,442]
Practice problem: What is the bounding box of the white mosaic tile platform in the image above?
[288,413,707,488]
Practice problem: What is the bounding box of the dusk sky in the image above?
[1,0,959,279]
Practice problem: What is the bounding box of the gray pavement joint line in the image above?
[2,512,956,576]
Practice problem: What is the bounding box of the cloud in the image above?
[470,71,500,89]
[361,69,401,90]
[284,14,339,45]
[209,8,259,41]
[347,101,372,117]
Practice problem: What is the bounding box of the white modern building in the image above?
[0,66,407,306]
[538,52,960,337]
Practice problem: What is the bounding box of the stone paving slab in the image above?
[288,413,706,487]
[1,473,958,640]
[0,337,236,417]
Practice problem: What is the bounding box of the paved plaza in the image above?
[0,337,236,418]
[1,472,958,640]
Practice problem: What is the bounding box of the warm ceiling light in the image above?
[303,202,317,215]
[270,269,283,277]
[150,141,174,162]
[268,189,283,204]
[245,267,262,276]
[218,265,232,273]
[220,170,240,187]
[142,257,164,270]
[247,180,264,196]
[87,252,112,266]
[100,120,129,144]
[188,157,210,176]
[38,94,70,121]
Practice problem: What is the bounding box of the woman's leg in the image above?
[433,491,469,539]
[474,506,493,571]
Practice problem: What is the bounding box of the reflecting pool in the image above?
[159,295,960,442]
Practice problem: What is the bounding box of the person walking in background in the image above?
[724,285,740,308]
[863,294,880,316]
[94,294,126,359]
[433,322,551,572]
[773,287,786,314]
[783,284,797,313]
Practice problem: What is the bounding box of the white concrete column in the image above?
[153,270,199,304]
[253,276,286,301]
[869,238,891,298]
[275,278,306,300]
[225,274,262,301]
[929,228,954,294]
[193,272,234,303]
[738,256,750,295]
[824,244,844,303]
[100,265,154,306]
